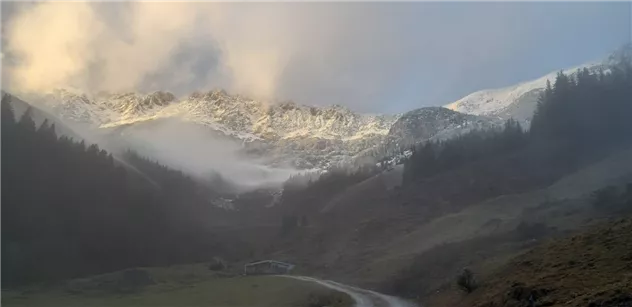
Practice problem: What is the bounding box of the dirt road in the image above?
[283,275,418,307]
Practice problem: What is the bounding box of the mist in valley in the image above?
[106,118,304,191]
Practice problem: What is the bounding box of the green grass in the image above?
[2,264,352,307]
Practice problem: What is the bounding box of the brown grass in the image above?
[428,218,632,307]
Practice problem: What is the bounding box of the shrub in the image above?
[208,257,227,271]
[456,268,477,293]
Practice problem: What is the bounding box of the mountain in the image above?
[21,47,628,182]
[445,45,632,126]
[28,89,496,176]
[443,62,608,124]
[387,107,496,144]
[358,107,499,164]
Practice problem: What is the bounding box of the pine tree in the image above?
[1,94,16,126]
[18,107,36,132]
[37,119,50,133]
[46,123,58,140]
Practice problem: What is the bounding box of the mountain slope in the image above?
[444,45,631,128]
[40,89,396,142]
[31,90,496,173]
[387,107,496,144]
[465,218,632,307]
[10,46,630,178]
[357,107,499,163]
[444,62,606,124]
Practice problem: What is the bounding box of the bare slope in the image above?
[464,218,632,307]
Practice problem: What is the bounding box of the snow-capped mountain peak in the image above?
[444,61,606,124]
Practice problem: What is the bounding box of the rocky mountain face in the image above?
[36,89,494,171]
[357,107,499,163]
[388,107,495,143]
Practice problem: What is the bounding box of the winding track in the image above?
[281,275,418,307]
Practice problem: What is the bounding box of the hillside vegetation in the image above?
[1,96,250,286]
[445,217,632,307]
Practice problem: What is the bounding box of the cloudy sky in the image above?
[2,2,631,113]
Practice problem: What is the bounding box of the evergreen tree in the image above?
[17,106,36,132]
[1,94,16,126]
[530,58,632,148]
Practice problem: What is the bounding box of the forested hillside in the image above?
[1,97,247,286]
[279,56,631,225]
[405,56,632,183]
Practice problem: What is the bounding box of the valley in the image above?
[2,43,632,307]
[2,268,353,307]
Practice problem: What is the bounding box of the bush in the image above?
[208,257,227,271]
[456,268,477,294]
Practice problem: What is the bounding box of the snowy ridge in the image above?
[44,89,398,144]
[42,89,176,127]
[35,87,502,170]
[444,62,605,123]
[36,89,406,169]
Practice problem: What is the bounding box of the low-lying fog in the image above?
[102,119,304,191]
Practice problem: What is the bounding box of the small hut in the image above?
[243,260,295,275]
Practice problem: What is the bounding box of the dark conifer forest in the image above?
[1,98,245,286]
